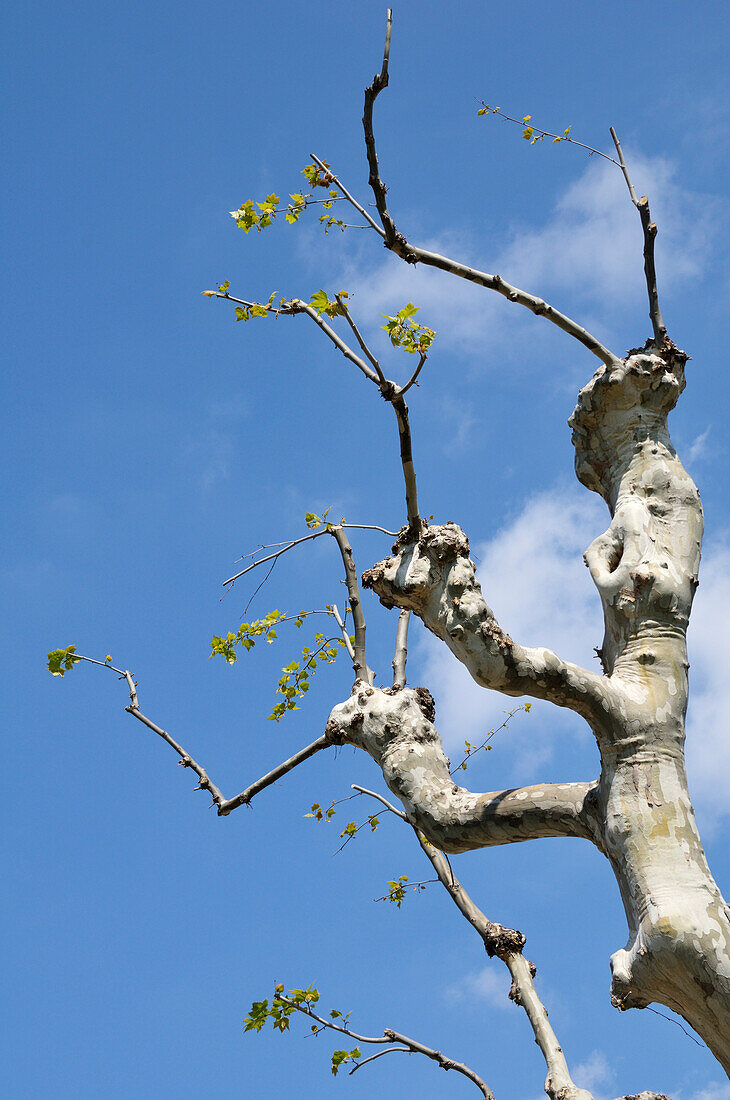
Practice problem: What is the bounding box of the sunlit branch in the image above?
[68,654,335,815]
[334,293,386,383]
[331,603,356,661]
[331,526,371,684]
[391,609,410,689]
[355,783,594,1100]
[309,153,385,237]
[277,995,493,1098]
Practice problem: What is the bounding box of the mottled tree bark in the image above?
[347,343,730,1075]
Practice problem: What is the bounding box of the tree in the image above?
[40,8,728,1098]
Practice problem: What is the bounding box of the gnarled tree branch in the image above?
[329,685,603,854]
[354,785,594,1100]
[362,522,611,722]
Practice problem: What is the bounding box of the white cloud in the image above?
[330,151,717,356]
[445,965,512,1010]
[414,484,730,825]
[573,1050,613,1096]
[691,1084,730,1100]
[685,539,730,830]
[686,426,712,465]
[418,486,605,775]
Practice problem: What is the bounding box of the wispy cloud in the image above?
[444,965,511,1010]
[414,484,730,826]
[417,486,605,775]
[691,1083,730,1100]
[573,1050,613,1097]
[686,426,712,465]
[685,538,730,831]
[328,151,718,358]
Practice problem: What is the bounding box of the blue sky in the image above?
[3,1,730,1096]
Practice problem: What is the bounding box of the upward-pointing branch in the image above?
[610,126,667,344]
[354,12,619,369]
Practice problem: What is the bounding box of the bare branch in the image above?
[610,126,667,343]
[355,783,594,1100]
[216,735,331,816]
[331,525,371,684]
[397,245,618,367]
[362,10,400,247]
[278,994,494,1098]
[389,389,420,528]
[391,608,410,689]
[335,293,386,383]
[69,653,336,815]
[309,153,385,237]
[356,17,618,368]
[397,352,427,396]
[351,783,407,819]
[294,299,380,382]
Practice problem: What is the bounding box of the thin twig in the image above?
[335,293,386,383]
[223,529,330,587]
[357,17,619,368]
[481,104,621,167]
[398,352,427,396]
[355,784,593,1099]
[68,653,334,815]
[348,1048,411,1073]
[309,153,385,237]
[294,300,380,382]
[610,126,667,343]
[449,705,524,775]
[215,283,423,529]
[351,784,407,819]
[277,997,493,1097]
[645,1007,705,1049]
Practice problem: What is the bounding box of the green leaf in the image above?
[47,645,79,677]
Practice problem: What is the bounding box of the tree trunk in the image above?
[351,343,730,1075]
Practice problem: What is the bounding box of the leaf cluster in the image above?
[210,609,288,665]
[244,985,360,1077]
[308,291,349,321]
[229,194,281,234]
[270,632,346,722]
[227,162,341,238]
[244,984,319,1034]
[211,605,350,722]
[381,302,435,355]
[47,645,80,677]
[234,290,277,322]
